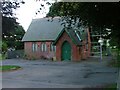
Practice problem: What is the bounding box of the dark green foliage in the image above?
[2,41,7,54]
[47,2,120,28]
[2,16,18,37]
[47,2,120,48]
[2,1,25,50]
[1,0,25,17]
[2,22,25,50]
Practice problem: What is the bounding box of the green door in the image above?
[62,41,71,61]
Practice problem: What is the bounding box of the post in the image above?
[98,37,103,60]
[100,44,102,60]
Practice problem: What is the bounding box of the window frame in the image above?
[50,42,56,52]
[41,42,47,52]
[32,42,38,52]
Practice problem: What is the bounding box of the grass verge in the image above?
[0,65,22,72]
[108,59,120,68]
[103,83,117,90]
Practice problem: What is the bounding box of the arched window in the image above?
[41,42,47,52]
[50,42,56,52]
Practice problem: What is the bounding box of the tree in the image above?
[2,16,18,37]
[46,2,120,48]
[3,24,25,50]
[47,2,120,26]
[1,0,25,51]
[1,0,25,17]
[2,41,7,54]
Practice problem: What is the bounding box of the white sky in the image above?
[15,0,52,31]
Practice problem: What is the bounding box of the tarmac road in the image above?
[2,56,118,88]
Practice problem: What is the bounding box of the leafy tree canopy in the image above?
[46,2,120,48]
[1,0,25,17]
[1,0,25,51]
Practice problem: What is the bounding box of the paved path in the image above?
[2,56,118,88]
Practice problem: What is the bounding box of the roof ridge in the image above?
[32,16,61,21]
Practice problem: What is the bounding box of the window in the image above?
[32,42,37,52]
[74,30,81,41]
[50,42,56,52]
[41,42,47,52]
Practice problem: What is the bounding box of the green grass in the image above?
[108,59,120,68]
[0,65,21,72]
[103,83,117,90]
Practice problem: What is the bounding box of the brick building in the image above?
[22,17,91,61]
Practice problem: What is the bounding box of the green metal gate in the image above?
[61,41,71,61]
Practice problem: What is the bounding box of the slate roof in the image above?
[22,17,64,42]
[22,17,88,46]
[54,28,88,46]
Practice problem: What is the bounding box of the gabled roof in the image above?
[22,17,88,45]
[53,28,88,46]
[22,17,64,42]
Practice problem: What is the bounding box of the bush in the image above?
[40,55,47,60]
[0,53,7,60]
[2,42,7,54]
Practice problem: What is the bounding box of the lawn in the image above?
[0,65,22,72]
[103,83,117,90]
[108,48,120,68]
[108,57,120,68]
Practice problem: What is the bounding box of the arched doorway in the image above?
[61,41,71,61]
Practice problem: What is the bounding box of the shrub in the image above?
[40,55,47,60]
[2,42,7,54]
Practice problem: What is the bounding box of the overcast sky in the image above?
[15,0,52,31]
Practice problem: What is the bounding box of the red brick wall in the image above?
[24,41,55,59]
[87,28,91,57]
[24,28,91,61]
[80,28,91,60]
[81,28,91,59]
[56,31,82,61]
[56,28,91,61]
